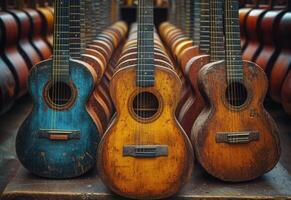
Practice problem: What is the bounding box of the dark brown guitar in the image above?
[192,0,280,182]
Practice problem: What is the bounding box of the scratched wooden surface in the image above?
[0,97,291,199]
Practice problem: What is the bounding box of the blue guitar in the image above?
[16,0,100,178]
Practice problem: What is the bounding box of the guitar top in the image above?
[192,0,280,182]
[16,0,100,178]
[97,0,194,198]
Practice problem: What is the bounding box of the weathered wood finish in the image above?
[192,60,280,182]
[16,59,100,178]
[242,8,268,62]
[0,12,29,98]
[179,55,209,136]
[98,66,194,199]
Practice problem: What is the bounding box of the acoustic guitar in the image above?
[242,0,271,62]
[269,1,291,102]
[178,0,211,136]
[192,0,280,182]
[279,3,291,114]
[97,0,193,198]
[239,0,256,51]
[255,0,286,75]
[35,0,54,49]
[16,0,100,178]
[0,1,29,98]
[22,0,52,60]
[7,0,42,69]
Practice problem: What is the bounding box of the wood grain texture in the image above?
[178,55,209,137]
[242,8,267,62]
[16,59,100,178]
[192,60,281,182]
[98,66,194,199]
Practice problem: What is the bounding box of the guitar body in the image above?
[37,7,54,49]
[281,70,291,114]
[0,12,29,97]
[98,66,193,199]
[23,8,52,60]
[179,46,199,72]
[178,55,209,136]
[242,9,267,62]
[16,59,100,178]
[279,12,291,112]
[255,10,285,74]
[192,60,280,182]
[9,9,41,68]
[269,12,291,102]
[0,58,16,114]
[239,7,252,51]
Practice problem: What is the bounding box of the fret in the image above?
[225,0,244,82]
[137,0,155,87]
[53,0,71,80]
[199,0,210,53]
[137,69,155,71]
[210,0,225,61]
[193,0,201,45]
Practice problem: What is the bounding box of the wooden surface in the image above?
[0,97,291,199]
[2,162,291,200]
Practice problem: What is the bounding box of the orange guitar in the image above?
[97,0,194,199]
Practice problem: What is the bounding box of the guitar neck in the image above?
[225,0,244,83]
[137,0,155,87]
[70,0,83,60]
[193,0,200,45]
[53,0,70,81]
[92,0,102,37]
[84,0,94,44]
[185,0,194,38]
[199,0,210,54]
[210,0,225,62]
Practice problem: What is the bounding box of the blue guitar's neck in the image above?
[53,0,70,81]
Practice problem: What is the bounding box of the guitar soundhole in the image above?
[132,92,160,121]
[45,81,76,110]
[225,82,248,108]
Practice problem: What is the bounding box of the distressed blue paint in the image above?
[16,59,100,178]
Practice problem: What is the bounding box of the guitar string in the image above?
[53,0,58,131]
[58,0,63,131]
[51,0,56,131]
[138,0,140,147]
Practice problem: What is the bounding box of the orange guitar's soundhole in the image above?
[225,82,249,109]
[130,91,162,122]
[44,81,77,110]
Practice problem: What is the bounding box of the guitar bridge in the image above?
[123,145,168,158]
[216,131,259,144]
[37,129,80,141]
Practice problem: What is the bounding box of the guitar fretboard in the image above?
[199,0,210,54]
[210,0,225,62]
[137,0,155,87]
[225,0,244,82]
[193,0,200,45]
[53,0,70,80]
[69,0,83,60]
